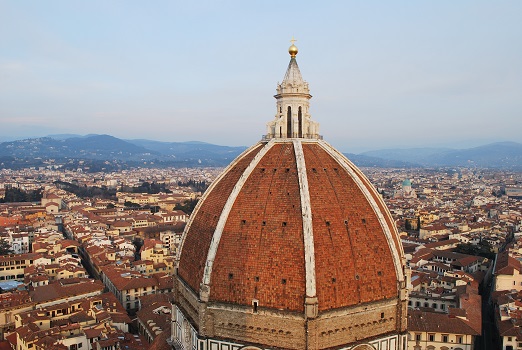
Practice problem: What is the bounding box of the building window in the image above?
[457,335,463,344]
[428,334,435,341]
[442,334,448,342]
[287,106,292,136]
[298,106,303,138]
[415,333,421,342]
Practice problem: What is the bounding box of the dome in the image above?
[172,43,408,350]
[178,140,404,312]
[402,179,412,187]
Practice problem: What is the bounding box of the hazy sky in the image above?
[1,1,521,153]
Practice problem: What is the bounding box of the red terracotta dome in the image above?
[177,139,405,313]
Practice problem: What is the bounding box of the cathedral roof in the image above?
[176,41,405,318]
[177,138,404,313]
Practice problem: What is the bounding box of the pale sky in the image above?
[1,1,521,153]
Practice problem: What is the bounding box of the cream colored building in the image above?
[101,266,158,311]
[494,251,522,292]
[0,253,41,282]
[140,239,170,264]
[419,225,450,240]
[408,310,480,350]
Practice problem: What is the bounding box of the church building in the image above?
[170,42,409,350]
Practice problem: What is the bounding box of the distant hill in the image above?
[362,142,522,169]
[46,133,85,140]
[362,147,453,164]
[343,153,420,168]
[0,135,520,169]
[126,139,245,163]
[0,134,247,167]
[429,142,522,168]
[0,135,154,160]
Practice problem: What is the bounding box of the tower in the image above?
[171,42,408,350]
[266,40,319,140]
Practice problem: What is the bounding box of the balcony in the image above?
[261,134,323,141]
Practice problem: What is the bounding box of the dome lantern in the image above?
[265,38,320,140]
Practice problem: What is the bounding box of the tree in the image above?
[175,198,199,215]
[0,238,13,255]
[0,187,43,203]
[132,237,144,260]
[124,201,140,208]
[454,241,495,260]
[177,180,209,193]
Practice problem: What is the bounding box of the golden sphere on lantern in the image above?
[289,44,298,57]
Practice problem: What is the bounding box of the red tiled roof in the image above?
[5,333,17,348]
[148,329,171,350]
[30,279,104,303]
[496,251,521,275]
[178,141,404,313]
[101,266,157,291]
[408,309,480,335]
[0,339,14,350]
